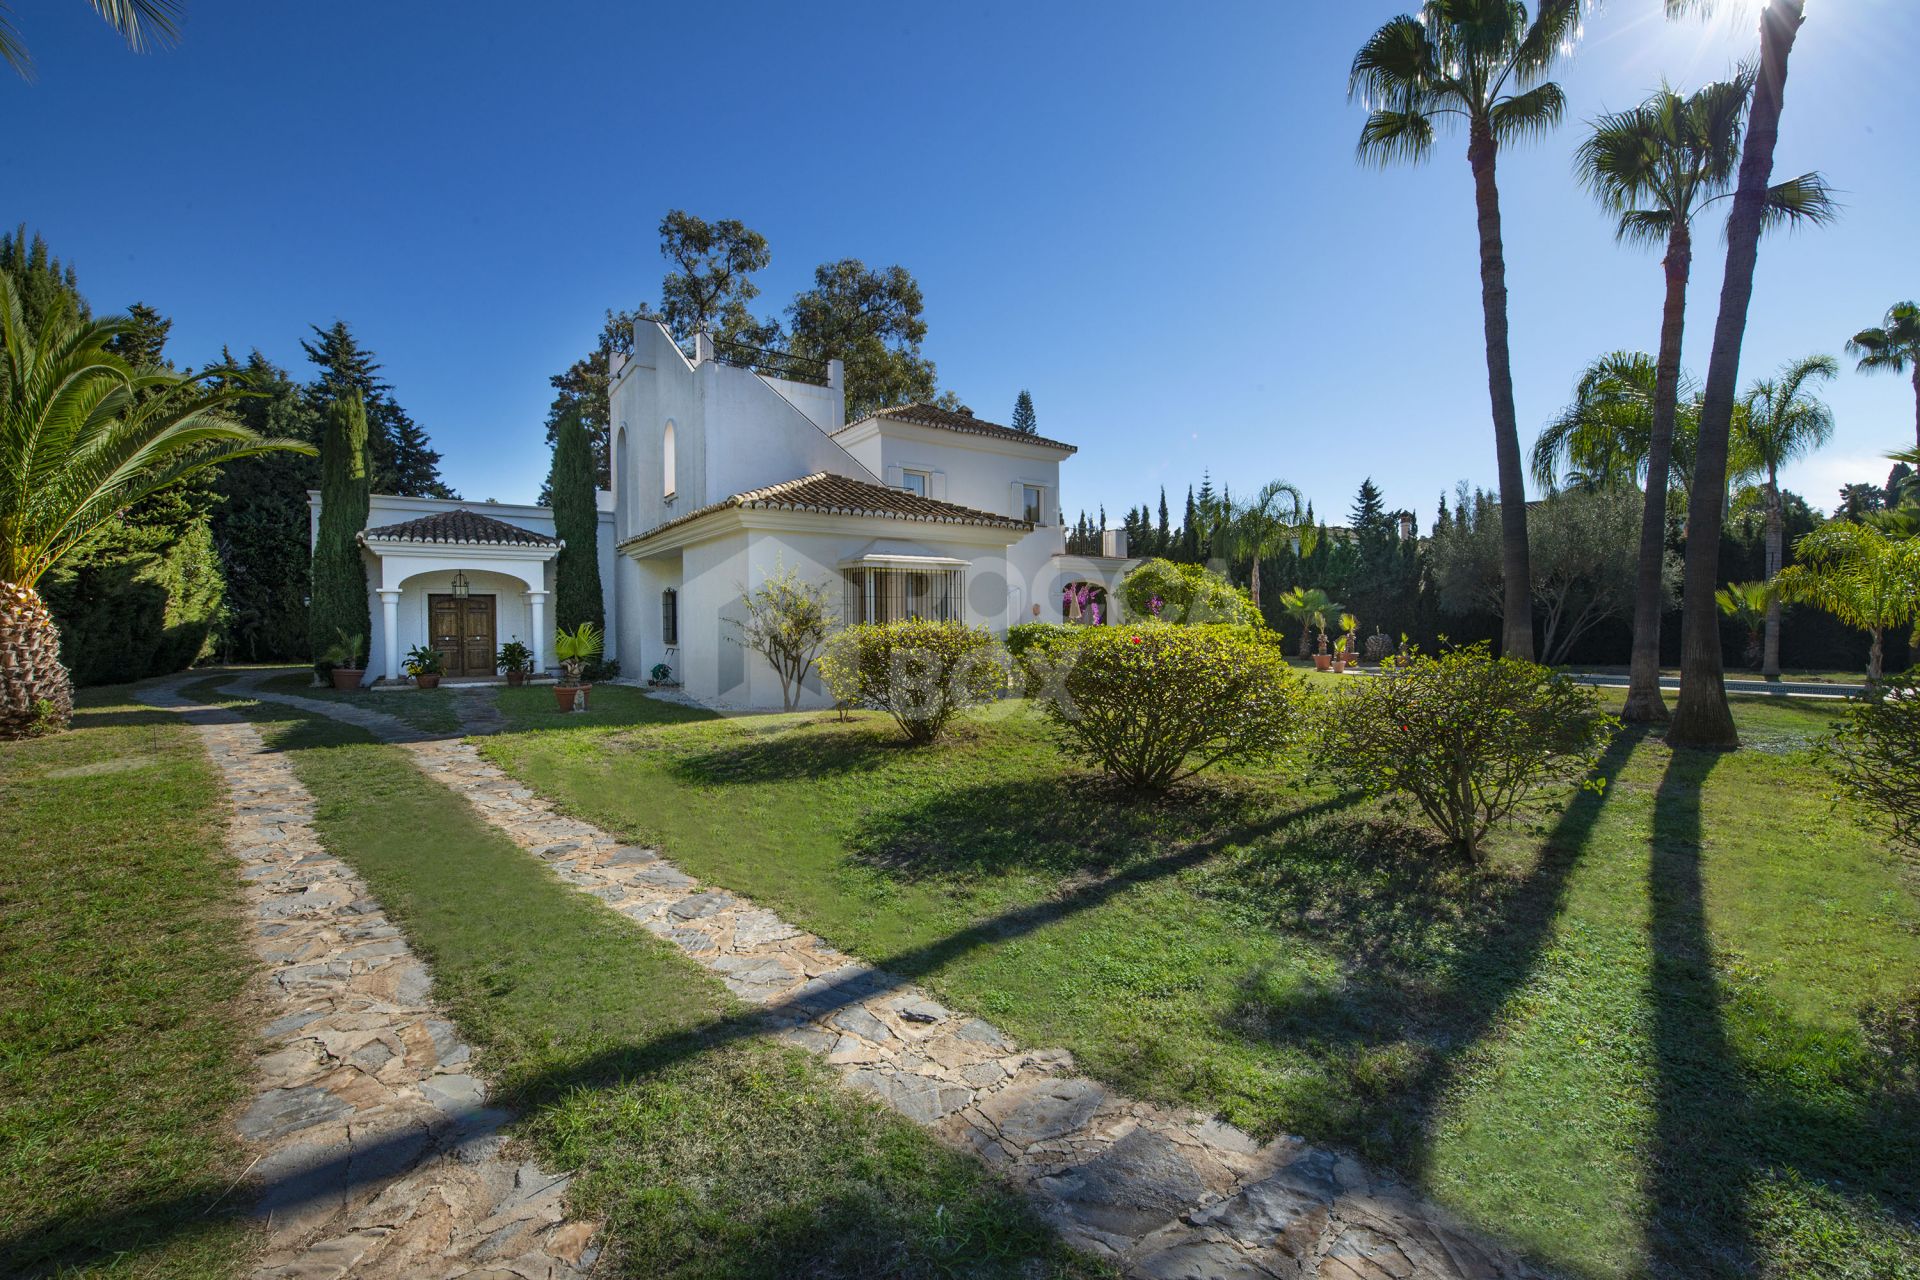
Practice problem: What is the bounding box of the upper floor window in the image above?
[663,420,677,498]
[900,469,929,497]
[1023,485,1044,524]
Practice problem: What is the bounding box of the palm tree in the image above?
[1533,352,1702,497]
[1573,74,1832,722]
[1277,586,1338,660]
[1668,0,1814,748]
[1847,301,1920,451]
[0,274,312,737]
[1732,354,1837,677]
[1350,0,1585,662]
[1,1,181,78]
[1222,479,1305,619]
[1773,523,1920,683]
[1714,581,1771,669]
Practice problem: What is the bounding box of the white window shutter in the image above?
[931,471,947,500]
[886,464,904,489]
[1010,480,1023,517]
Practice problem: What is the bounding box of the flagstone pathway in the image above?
[215,672,1549,1280]
[139,681,595,1280]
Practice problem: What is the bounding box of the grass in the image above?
[189,681,1104,1279]
[0,690,257,1279]
[482,686,1920,1280]
[255,670,464,734]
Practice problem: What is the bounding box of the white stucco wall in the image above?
[609,322,875,547]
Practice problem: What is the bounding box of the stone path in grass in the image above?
[222,672,1548,1280]
[139,680,595,1280]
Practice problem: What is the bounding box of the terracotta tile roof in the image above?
[842,402,1077,454]
[360,508,558,547]
[619,472,1032,549]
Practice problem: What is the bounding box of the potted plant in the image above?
[497,638,534,687]
[648,661,674,688]
[1312,610,1332,671]
[553,622,602,711]
[404,644,445,688]
[321,630,367,691]
[1336,613,1358,672]
[1332,634,1350,674]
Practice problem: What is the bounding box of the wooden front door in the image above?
[428,594,496,677]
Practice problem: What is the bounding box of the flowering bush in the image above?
[1820,675,1920,857]
[1322,644,1615,858]
[1117,558,1261,627]
[1037,623,1306,789]
[818,620,1004,744]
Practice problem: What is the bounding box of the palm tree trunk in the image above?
[1623,225,1694,723]
[1762,468,1785,677]
[0,581,74,739]
[1669,0,1804,749]
[1250,555,1263,621]
[1911,365,1919,453]
[1468,123,1534,661]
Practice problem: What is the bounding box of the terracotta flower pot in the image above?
[506,671,527,688]
[330,667,365,691]
[554,684,591,711]
[414,674,441,689]
[1313,654,1332,672]
[1332,659,1347,674]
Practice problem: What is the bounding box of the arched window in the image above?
[661,588,678,646]
[662,420,677,498]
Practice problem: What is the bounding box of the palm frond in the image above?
[85,0,181,53]
[1759,172,1839,232]
[0,5,30,77]
[1356,110,1437,166]
[1845,302,1920,374]
[1615,208,1676,248]
[1490,82,1567,145]
[1513,0,1584,80]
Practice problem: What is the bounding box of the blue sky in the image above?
[7,1,1915,525]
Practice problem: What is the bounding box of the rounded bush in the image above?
[1821,676,1920,857]
[1117,558,1261,627]
[1323,644,1615,858]
[818,620,1004,744]
[1037,623,1307,789]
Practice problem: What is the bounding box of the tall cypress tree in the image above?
[1156,488,1171,556]
[551,403,606,640]
[309,392,372,674]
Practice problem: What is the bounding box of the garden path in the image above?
[138,679,596,1280]
[215,671,1550,1280]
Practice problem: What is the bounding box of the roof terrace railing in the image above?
[710,336,831,387]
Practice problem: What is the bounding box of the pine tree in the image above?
[1156,488,1171,556]
[551,403,606,641]
[0,226,87,330]
[301,320,453,498]
[1180,487,1199,562]
[309,393,372,675]
[1011,389,1037,434]
[387,404,454,498]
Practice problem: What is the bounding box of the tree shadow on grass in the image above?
[1642,749,1920,1276]
[666,719,909,786]
[1211,730,1649,1172]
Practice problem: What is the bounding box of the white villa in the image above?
[312,320,1135,708]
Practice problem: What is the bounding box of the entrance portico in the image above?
[357,509,561,683]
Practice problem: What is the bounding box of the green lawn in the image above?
[255,670,464,733]
[189,681,1104,1280]
[0,690,257,1279]
[483,687,1920,1280]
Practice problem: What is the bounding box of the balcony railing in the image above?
[710,336,831,387]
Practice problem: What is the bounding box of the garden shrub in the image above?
[818,620,1004,744]
[1005,621,1084,694]
[1037,623,1306,789]
[1323,644,1615,858]
[1117,558,1262,627]
[43,515,226,685]
[1821,675,1920,857]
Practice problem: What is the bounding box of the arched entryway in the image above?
[1061,581,1109,625]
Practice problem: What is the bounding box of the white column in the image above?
[527,590,549,675]
[377,589,402,682]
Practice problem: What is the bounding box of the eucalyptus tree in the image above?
[1732,354,1837,676]
[1667,0,1816,748]
[1223,479,1305,615]
[1,0,179,78]
[1847,302,1920,451]
[0,274,312,737]
[1574,73,1832,721]
[1349,0,1586,662]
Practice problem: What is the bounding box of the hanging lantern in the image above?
[450,571,470,599]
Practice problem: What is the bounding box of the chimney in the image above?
[1102,527,1128,558]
